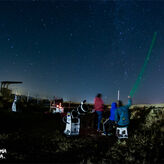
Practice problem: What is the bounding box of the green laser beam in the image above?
[129,32,157,98]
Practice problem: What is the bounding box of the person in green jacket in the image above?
[115,96,132,127]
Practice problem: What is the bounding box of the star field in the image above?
[0,0,164,104]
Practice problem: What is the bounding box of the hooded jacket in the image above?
[94,97,104,112]
[115,98,132,126]
[109,102,117,121]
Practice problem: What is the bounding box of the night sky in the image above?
[0,0,164,104]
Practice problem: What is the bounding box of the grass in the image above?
[0,105,163,163]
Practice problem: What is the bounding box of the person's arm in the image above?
[125,96,132,108]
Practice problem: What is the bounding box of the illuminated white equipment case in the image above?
[116,126,128,139]
[64,112,80,136]
[63,100,87,136]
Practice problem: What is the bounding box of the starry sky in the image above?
[0,0,164,104]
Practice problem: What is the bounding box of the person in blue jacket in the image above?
[115,96,132,127]
[102,102,117,136]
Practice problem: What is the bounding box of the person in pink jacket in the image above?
[94,93,104,132]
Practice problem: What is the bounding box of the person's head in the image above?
[111,102,117,108]
[117,100,123,107]
[96,93,102,98]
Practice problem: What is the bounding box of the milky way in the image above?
[0,0,164,104]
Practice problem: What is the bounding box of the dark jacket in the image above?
[115,98,132,126]
[109,102,117,121]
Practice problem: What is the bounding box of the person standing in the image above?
[115,96,132,127]
[102,102,117,136]
[94,93,104,132]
